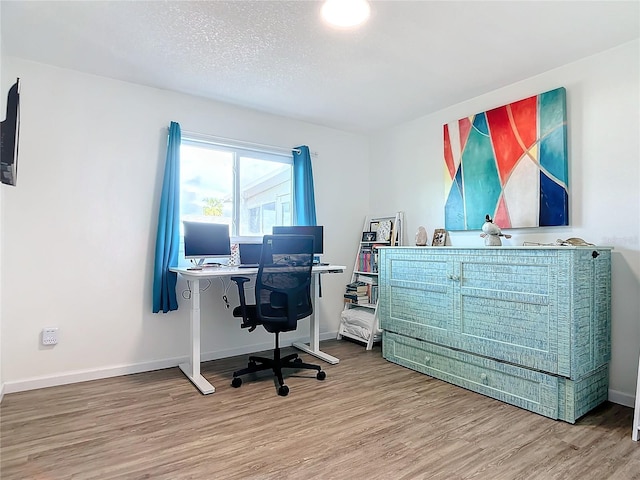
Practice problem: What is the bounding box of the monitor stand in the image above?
[192,258,222,267]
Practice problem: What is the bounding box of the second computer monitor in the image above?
[272,225,323,255]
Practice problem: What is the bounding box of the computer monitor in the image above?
[183,221,231,265]
[238,243,262,266]
[272,225,323,255]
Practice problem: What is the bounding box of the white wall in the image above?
[370,40,640,404]
[0,57,369,391]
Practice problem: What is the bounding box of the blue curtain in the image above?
[152,122,181,313]
[292,145,317,226]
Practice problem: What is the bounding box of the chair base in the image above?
[231,348,325,396]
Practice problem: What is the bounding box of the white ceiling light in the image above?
[321,0,370,28]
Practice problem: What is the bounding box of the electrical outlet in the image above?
[42,327,58,346]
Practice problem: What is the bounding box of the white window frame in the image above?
[179,136,294,244]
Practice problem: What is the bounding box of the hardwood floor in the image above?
[1,339,638,480]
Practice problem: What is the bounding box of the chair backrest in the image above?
[256,234,315,331]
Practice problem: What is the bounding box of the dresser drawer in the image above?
[383,331,559,419]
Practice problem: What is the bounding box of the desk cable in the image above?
[220,278,233,309]
[181,277,252,310]
[181,279,212,300]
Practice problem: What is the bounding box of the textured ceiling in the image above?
[1,1,639,133]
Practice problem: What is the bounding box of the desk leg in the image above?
[292,273,340,365]
[178,278,215,394]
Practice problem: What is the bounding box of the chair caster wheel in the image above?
[231,377,242,388]
[317,371,326,381]
[278,385,290,396]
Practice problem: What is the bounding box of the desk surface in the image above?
[171,264,346,278]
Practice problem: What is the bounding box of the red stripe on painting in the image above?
[458,117,471,153]
[486,105,524,185]
[509,95,537,150]
[494,195,511,228]
[443,124,456,180]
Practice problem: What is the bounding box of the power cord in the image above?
[180,277,250,310]
[220,278,232,309]
[181,279,212,300]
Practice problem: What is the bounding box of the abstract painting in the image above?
[444,87,568,230]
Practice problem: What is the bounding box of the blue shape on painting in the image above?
[445,167,465,230]
[462,126,501,229]
[454,163,464,196]
[539,87,566,138]
[539,171,569,226]
[472,112,489,136]
[540,125,568,187]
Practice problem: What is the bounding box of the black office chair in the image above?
[230,234,326,396]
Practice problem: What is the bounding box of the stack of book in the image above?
[343,281,370,305]
[359,274,379,303]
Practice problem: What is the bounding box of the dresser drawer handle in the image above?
[480,373,488,383]
[424,356,431,364]
[447,274,460,281]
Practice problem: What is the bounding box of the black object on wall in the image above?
[1,78,20,186]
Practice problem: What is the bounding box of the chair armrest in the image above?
[230,276,254,331]
[230,276,251,286]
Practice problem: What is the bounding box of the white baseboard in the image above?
[609,389,635,408]
[0,382,5,403]
[1,332,338,395]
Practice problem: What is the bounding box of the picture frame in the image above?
[369,221,380,232]
[432,229,447,246]
[376,220,392,242]
[362,231,377,242]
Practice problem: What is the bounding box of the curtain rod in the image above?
[180,130,318,157]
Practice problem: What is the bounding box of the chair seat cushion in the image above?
[233,303,299,333]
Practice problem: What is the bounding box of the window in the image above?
[179,139,293,242]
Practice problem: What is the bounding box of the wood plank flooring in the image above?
[1,339,638,480]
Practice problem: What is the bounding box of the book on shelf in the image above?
[357,248,379,273]
[344,292,370,304]
[346,284,368,294]
[369,285,379,304]
[357,274,378,284]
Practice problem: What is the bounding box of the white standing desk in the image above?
[170,264,345,394]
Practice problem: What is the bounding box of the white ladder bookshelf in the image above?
[337,212,404,350]
[633,351,640,441]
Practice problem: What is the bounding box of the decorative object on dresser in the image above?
[480,214,512,246]
[431,229,447,246]
[444,87,569,231]
[415,226,428,246]
[378,246,612,423]
[338,212,404,350]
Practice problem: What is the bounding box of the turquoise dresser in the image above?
[379,246,612,423]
